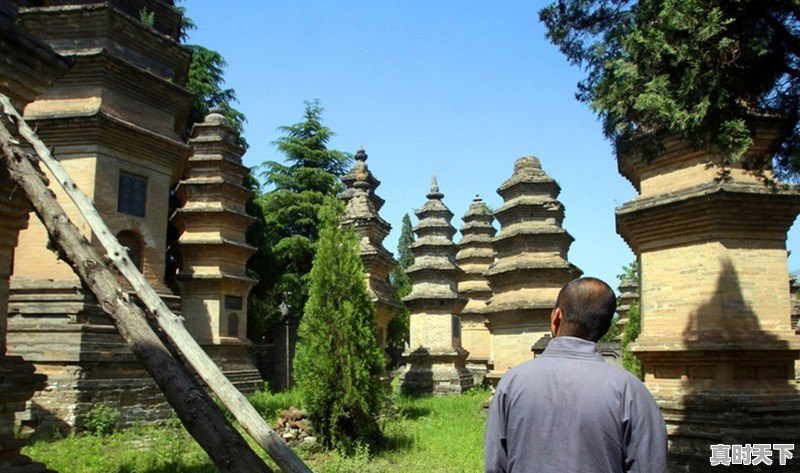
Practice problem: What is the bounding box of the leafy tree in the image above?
[616,260,642,378]
[247,101,351,338]
[293,200,385,452]
[185,45,247,140]
[621,300,642,378]
[540,0,800,180]
[386,214,415,363]
[244,172,279,342]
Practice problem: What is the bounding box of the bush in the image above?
[82,405,120,436]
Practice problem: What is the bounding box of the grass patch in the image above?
[23,387,490,473]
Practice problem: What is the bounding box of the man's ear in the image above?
[550,307,562,337]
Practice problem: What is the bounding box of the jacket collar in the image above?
[540,336,604,362]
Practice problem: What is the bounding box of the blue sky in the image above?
[185,0,799,287]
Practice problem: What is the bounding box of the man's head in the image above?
[550,277,617,342]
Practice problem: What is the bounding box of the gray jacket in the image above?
[484,336,667,473]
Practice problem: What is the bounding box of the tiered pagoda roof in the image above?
[404,176,464,311]
[484,156,582,313]
[457,195,496,313]
[339,148,399,312]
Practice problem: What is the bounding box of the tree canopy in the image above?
[247,101,351,338]
[293,200,385,452]
[185,45,247,139]
[540,0,800,180]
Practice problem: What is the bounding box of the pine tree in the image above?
[293,199,385,452]
[247,101,351,339]
[185,45,247,140]
[386,214,414,361]
[540,0,800,180]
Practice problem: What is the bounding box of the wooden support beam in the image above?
[0,108,272,473]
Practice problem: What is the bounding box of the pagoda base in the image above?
[6,282,262,432]
[485,311,549,386]
[0,356,51,473]
[636,344,800,472]
[399,348,473,395]
[465,357,490,386]
[200,343,263,394]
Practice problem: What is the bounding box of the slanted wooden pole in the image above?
[0,113,272,473]
[0,94,311,473]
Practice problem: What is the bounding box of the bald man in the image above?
[484,277,667,473]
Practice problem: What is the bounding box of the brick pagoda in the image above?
[456,195,496,384]
[399,176,472,394]
[339,148,401,349]
[616,129,800,471]
[483,156,582,385]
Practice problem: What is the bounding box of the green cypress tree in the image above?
[386,214,414,361]
[247,101,351,338]
[293,199,385,452]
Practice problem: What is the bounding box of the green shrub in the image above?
[621,300,642,379]
[82,405,120,436]
[293,200,386,453]
[139,7,155,27]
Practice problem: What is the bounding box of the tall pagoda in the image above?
[339,148,401,348]
[7,0,193,430]
[171,110,261,392]
[616,130,800,471]
[456,195,496,384]
[483,156,582,384]
[399,177,472,394]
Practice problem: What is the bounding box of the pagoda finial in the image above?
[514,156,541,172]
[205,106,227,125]
[355,147,368,162]
[427,175,443,199]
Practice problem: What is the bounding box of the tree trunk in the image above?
[0,114,272,473]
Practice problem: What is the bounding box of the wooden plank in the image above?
[0,110,272,473]
[0,94,312,473]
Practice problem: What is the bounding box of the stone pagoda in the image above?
[456,195,496,384]
[7,0,193,430]
[171,110,261,392]
[0,1,68,470]
[339,148,401,349]
[614,276,638,340]
[615,129,800,471]
[399,177,472,394]
[483,156,582,385]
